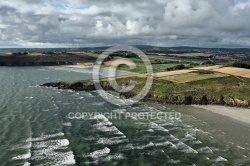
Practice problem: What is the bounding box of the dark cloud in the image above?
[0,0,250,47]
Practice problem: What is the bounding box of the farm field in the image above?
[147,55,207,63]
[116,63,189,73]
[159,72,228,83]
[105,56,193,73]
[193,65,222,70]
[27,52,45,56]
[169,53,212,57]
[69,52,101,58]
[0,52,12,56]
[154,70,194,78]
[213,67,250,78]
[193,66,250,79]
[147,55,179,61]
[104,57,134,66]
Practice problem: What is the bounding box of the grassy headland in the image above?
[41,72,250,108]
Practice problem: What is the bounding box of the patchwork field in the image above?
[213,67,250,78]
[147,55,179,62]
[27,52,45,56]
[113,59,186,73]
[169,53,211,57]
[159,72,228,83]
[0,52,12,56]
[154,70,194,78]
[147,55,207,63]
[105,57,134,66]
[68,52,101,58]
[193,65,222,70]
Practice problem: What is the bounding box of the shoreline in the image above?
[41,79,250,109]
[192,105,250,125]
[41,80,250,125]
[63,64,139,77]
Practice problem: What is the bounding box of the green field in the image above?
[116,63,187,73]
[83,52,101,58]
[159,71,228,83]
[161,56,207,63]
[114,57,192,73]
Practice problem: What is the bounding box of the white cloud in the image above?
[0,0,250,47]
[163,0,213,28]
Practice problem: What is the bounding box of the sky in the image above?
[0,0,250,48]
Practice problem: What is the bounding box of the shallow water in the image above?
[0,66,250,166]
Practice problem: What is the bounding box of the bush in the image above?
[12,52,28,56]
[202,61,215,65]
[166,64,188,71]
[200,95,208,105]
[189,62,200,67]
[194,70,214,75]
[231,62,250,69]
[184,95,193,105]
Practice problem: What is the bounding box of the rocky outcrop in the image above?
[227,97,249,107]
[41,82,96,91]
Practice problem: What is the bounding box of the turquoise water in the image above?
[0,67,250,166]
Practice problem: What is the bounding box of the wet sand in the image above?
[192,105,250,125]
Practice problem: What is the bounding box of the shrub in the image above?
[231,62,250,69]
[166,64,188,71]
[194,70,214,75]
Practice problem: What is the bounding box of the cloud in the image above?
[0,0,250,47]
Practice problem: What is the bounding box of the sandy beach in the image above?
[63,64,138,78]
[192,105,250,125]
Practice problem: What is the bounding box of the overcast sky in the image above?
[0,0,250,48]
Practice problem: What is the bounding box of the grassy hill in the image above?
[41,74,250,108]
[0,53,96,66]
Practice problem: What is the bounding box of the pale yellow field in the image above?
[213,67,250,78]
[28,52,45,56]
[0,52,12,56]
[193,65,222,70]
[159,72,228,83]
[169,53,211,57]
[154,70,194,78]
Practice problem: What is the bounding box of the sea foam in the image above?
[176,142,198,154]
[12,152,31,160]
[26,132,76,165]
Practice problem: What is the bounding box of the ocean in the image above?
[0,66,250,166]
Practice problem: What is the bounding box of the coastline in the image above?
[41,75,250,109]
[41,76,250,126]
[192,105,250,125]
[63,64,139,77]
